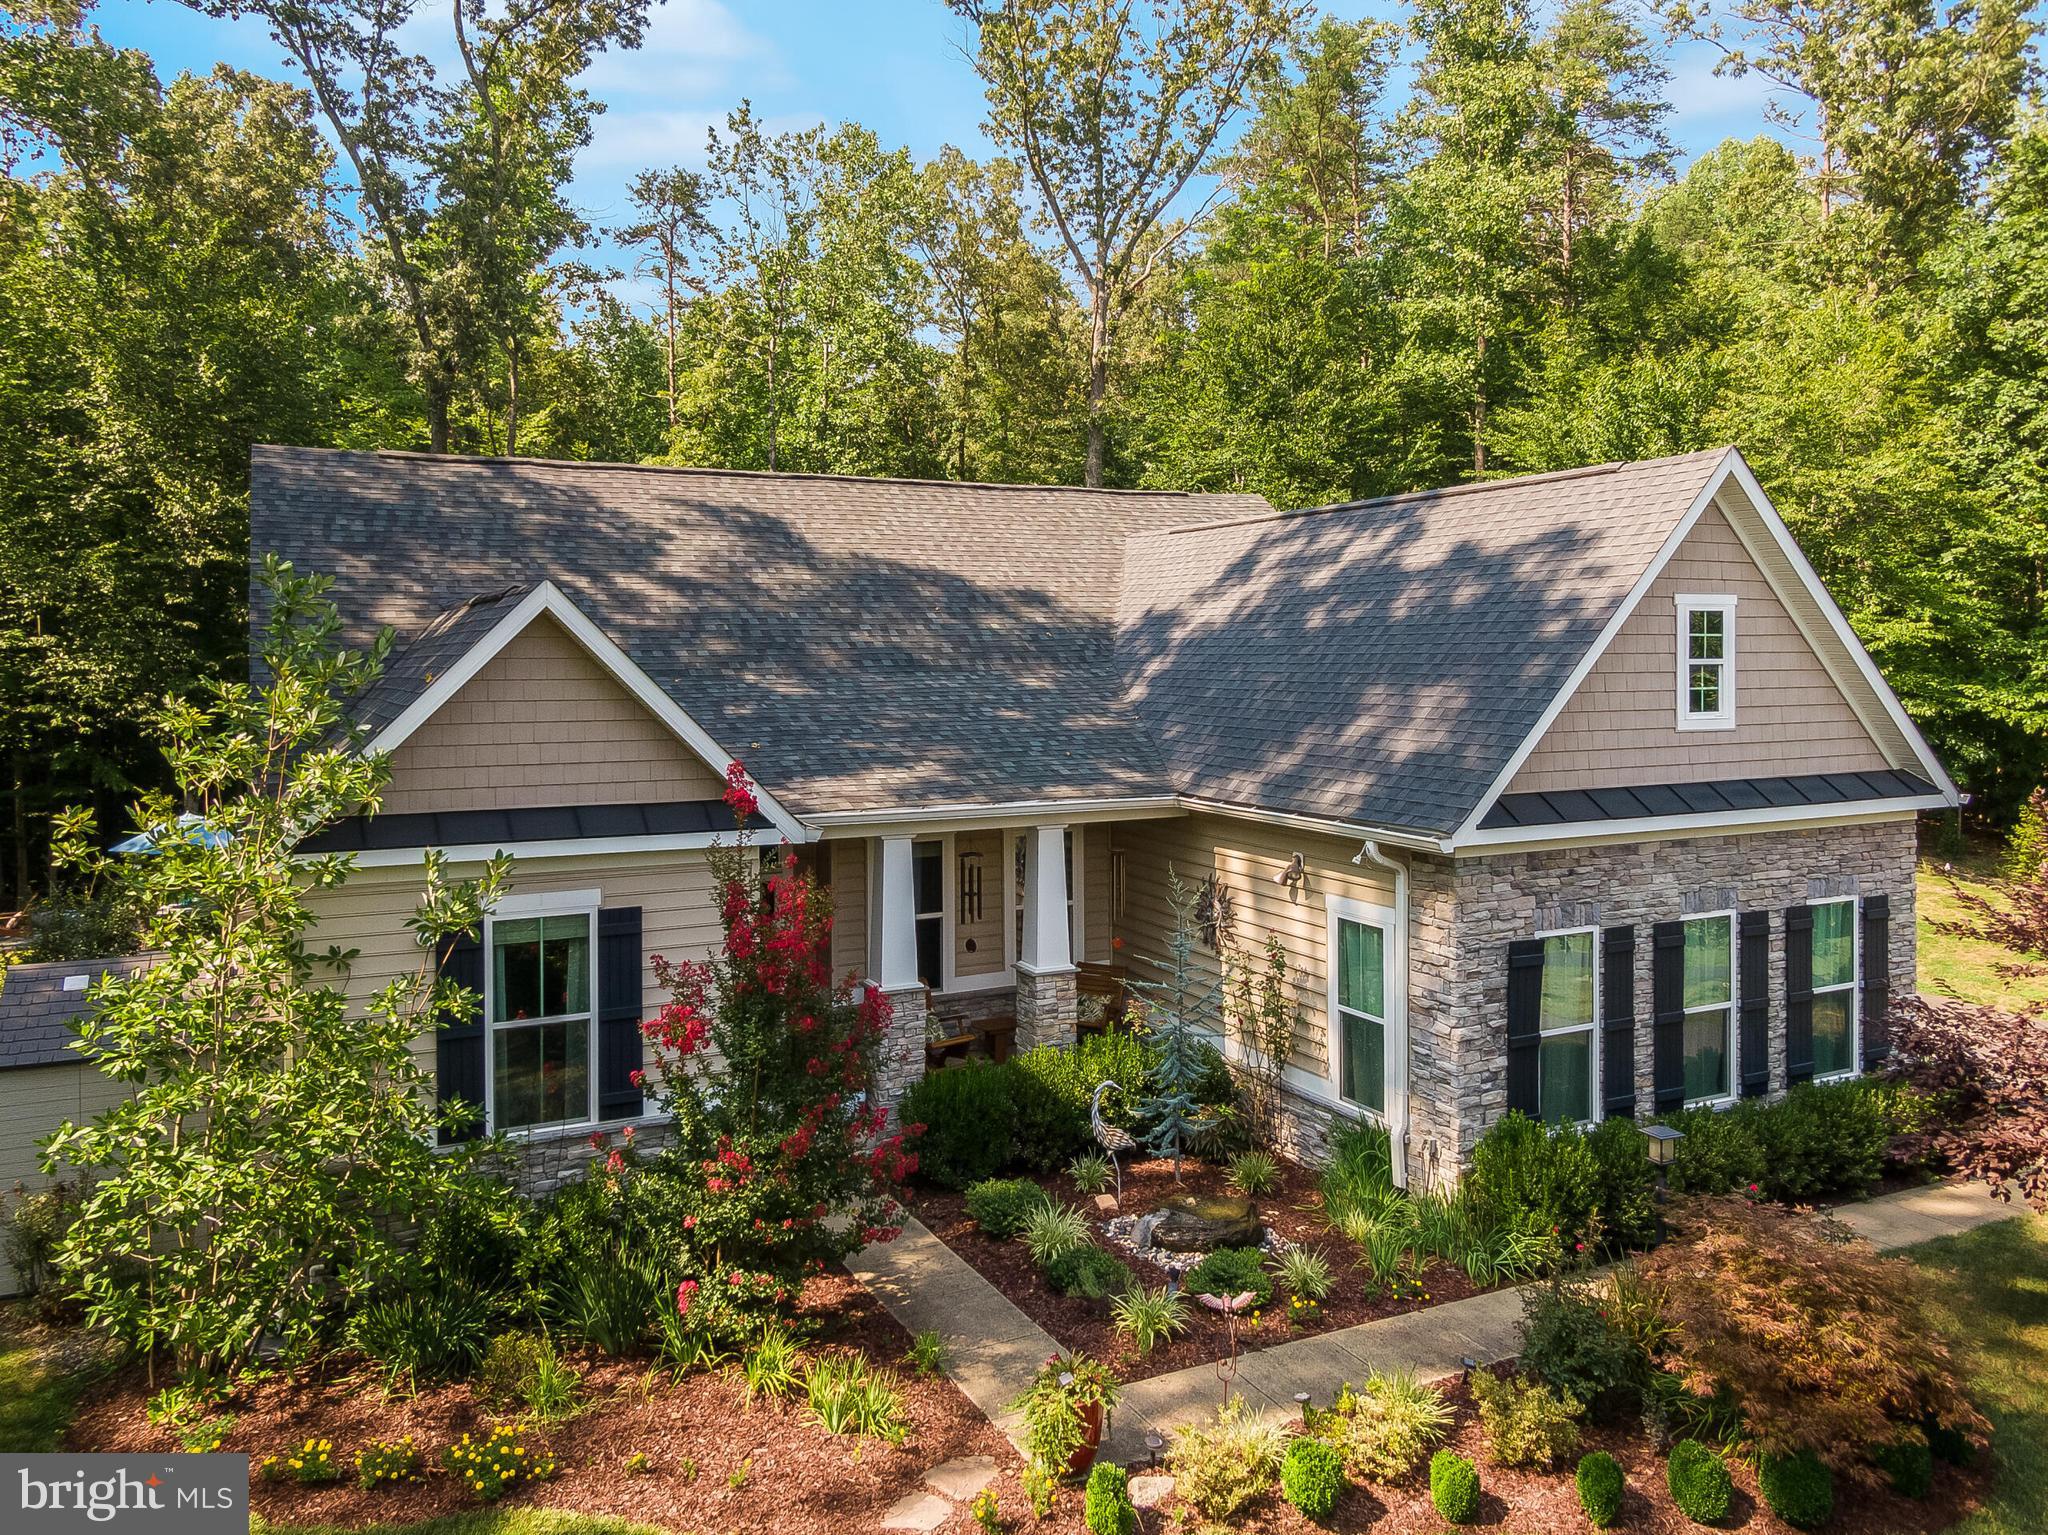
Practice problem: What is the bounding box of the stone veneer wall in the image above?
[1014,967,1078,1051]
[1425,817,1918,1179]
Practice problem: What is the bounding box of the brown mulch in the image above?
[64,1273,1056,1535]
[909,1155,1483,1382]
[1171,1374,1988,1535]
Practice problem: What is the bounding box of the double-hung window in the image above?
[1676,595,1737,729]
[912,840,944,988]
[489,910,595,1131]
[1537,930,1597,1125]
[1680,913,1735,1104]
[1331,908,1388,1115]
[1811,898,1858,1077]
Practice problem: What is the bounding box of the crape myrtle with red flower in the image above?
[639,762,919,1338]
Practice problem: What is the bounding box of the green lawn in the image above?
[1916,859,2048,1013]
[1911,1214,2048,1534]
[0,1307,92,1452]
[256,1516,667,1535]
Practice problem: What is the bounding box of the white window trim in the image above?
[912,837,948,992]
[1535,923,1600,1128]
[1812,895,1861,1082]
[1681,909,1739,1109]
[1324,892,1405,1126]
[1675,593,1738,731]
[483,900,600,1137]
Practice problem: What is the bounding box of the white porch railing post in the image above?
[1015,823,1077,1049]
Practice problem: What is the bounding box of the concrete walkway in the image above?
[850,1180,2020,1470]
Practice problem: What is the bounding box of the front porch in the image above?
[811,816,1151,1106]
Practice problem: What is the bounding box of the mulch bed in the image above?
[910,1154,1483,1382]
[1172,1373,1987,1534]
[64,1273,1047,1535]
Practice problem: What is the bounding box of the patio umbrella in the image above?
[111,814,231,854]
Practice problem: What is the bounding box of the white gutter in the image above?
[1179,796,1449,854]
[1353,839,1412,1189]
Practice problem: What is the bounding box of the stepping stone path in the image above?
[880,1456,999,1532]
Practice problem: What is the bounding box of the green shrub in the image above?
[1318,1369,1452,1482]
[1467,1111,1599,1249]
[1576,1450,1624,1526]
[1167,1397,1286,1520]
[1925,1414,1977,1467]
[1111,1284,1190,1355]
[349,1290,492,1392]
[1666,1439,1733,1524]
[1182,1245,1273,1307]
[555,1246,664,1355]
[901,1064,1018,1187]
[1587,1116,1659,1249]
[905,1329,946,1378]
[1517,1276,1650,1416]
[965,1177,1046,1238]
[1470,1369,1583,1467]
[1752,1082,1888,1203]
[1281,1437,1346,1519]
[479,1332,548,1405]
[1759,1449,1834,1528]
[1320,1119,1395,1224]
[1009,1050,1097,1171]
[1083,1461,1136,1535]
[1874,1437,1933,1499]
[1272,1243,1335,1301]
[1429,1449,1480,1524]
[1661,1104,1767,1196]
[1044,1243,1134,1300]
[1021,1200,1092,1265]
[2003,787,2048,880]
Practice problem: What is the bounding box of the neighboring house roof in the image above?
[253,448,1268,818]
[1118,451,1736,832]
[252,444,1953,843]
[0,955,148,1071]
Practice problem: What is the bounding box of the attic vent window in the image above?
[1675,595,1737,730]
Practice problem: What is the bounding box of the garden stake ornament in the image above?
[1198,1289,1256,1405]
[1090,1080,1136,1201]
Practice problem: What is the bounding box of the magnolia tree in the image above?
[45,559,506,1379]
[638,765,917,1340]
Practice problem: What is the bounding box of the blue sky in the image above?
[85,0,1837,294]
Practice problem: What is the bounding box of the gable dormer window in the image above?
[1675,595,1737,729]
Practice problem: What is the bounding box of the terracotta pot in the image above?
[1066,1401,1104,1476]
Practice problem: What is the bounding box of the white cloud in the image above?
[583,0,786,100]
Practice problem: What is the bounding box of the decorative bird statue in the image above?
[1091,1080,1138,1202]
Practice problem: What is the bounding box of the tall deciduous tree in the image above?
[950,0,1304,485]
[617,166,712,435]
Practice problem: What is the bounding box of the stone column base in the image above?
[875,984,929,1117]
[1014,965,1078,1051]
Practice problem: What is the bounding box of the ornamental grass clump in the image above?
[1666,1439,1732,1524]
[1280,1436,1346,1519]
[641,764,919,1346]
[1575,1450,1624,1527]
[1637,1197,1986,1483]
[1022,1200,1092,1266]
[444,1425,558,1502]
[1428,1449,1480,1524]
[804,1351,909,1443]
[1759,1449,1835,1528]
[1110,1284,1189,1355]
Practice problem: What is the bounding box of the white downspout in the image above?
[1354,840,1411,1189]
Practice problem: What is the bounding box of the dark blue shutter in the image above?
[597,906,646,1122]
[436,931,486,1145]
[1739,910,1771,1098]
[1505,939,1544,1118]
[1601,925,1636,1120]
[1860,893,1891,1068]
[1785,904,1815,1085]
[1651,921,1686,1111]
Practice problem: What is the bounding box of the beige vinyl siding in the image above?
[380,615,726,814]
[0,1063,135,1294]
[1508,502,1891,794]
[1110,814,1394,1078]
[304,851,723,1073]
[829,839,868,981]
[1083,824,1113,963]
[954,829,1007,979]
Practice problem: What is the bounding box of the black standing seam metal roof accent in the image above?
[1478,770,1939,831]
[296,799,772,853]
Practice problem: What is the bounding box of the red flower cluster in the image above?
[723,760,759,822]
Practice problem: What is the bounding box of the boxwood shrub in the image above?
[1281,1437,1345,1519]
[1043,1243,1133,1300]
[1575,1450,1624,1527]
[1759,1449,1835,1528]
[1874,1438,1933,1499]
[1082,1460,1135,1535]
[1666,1439,1733,1524]
[900,1064,1017,1188]
[1429,1449,1480,1524]
[1181,1246,1273,1308]
[963,1177,1043,1238]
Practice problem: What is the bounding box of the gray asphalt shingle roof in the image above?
[0,955,149,1071]
[251,445,1736,835]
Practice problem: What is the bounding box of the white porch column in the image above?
[1015,824,1077,1049]
[872,834,926,1114]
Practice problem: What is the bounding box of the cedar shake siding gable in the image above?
[376,614,726,816]
[1505,502,1891,796]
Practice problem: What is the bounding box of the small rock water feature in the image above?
[1103,1191,1289,1278]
